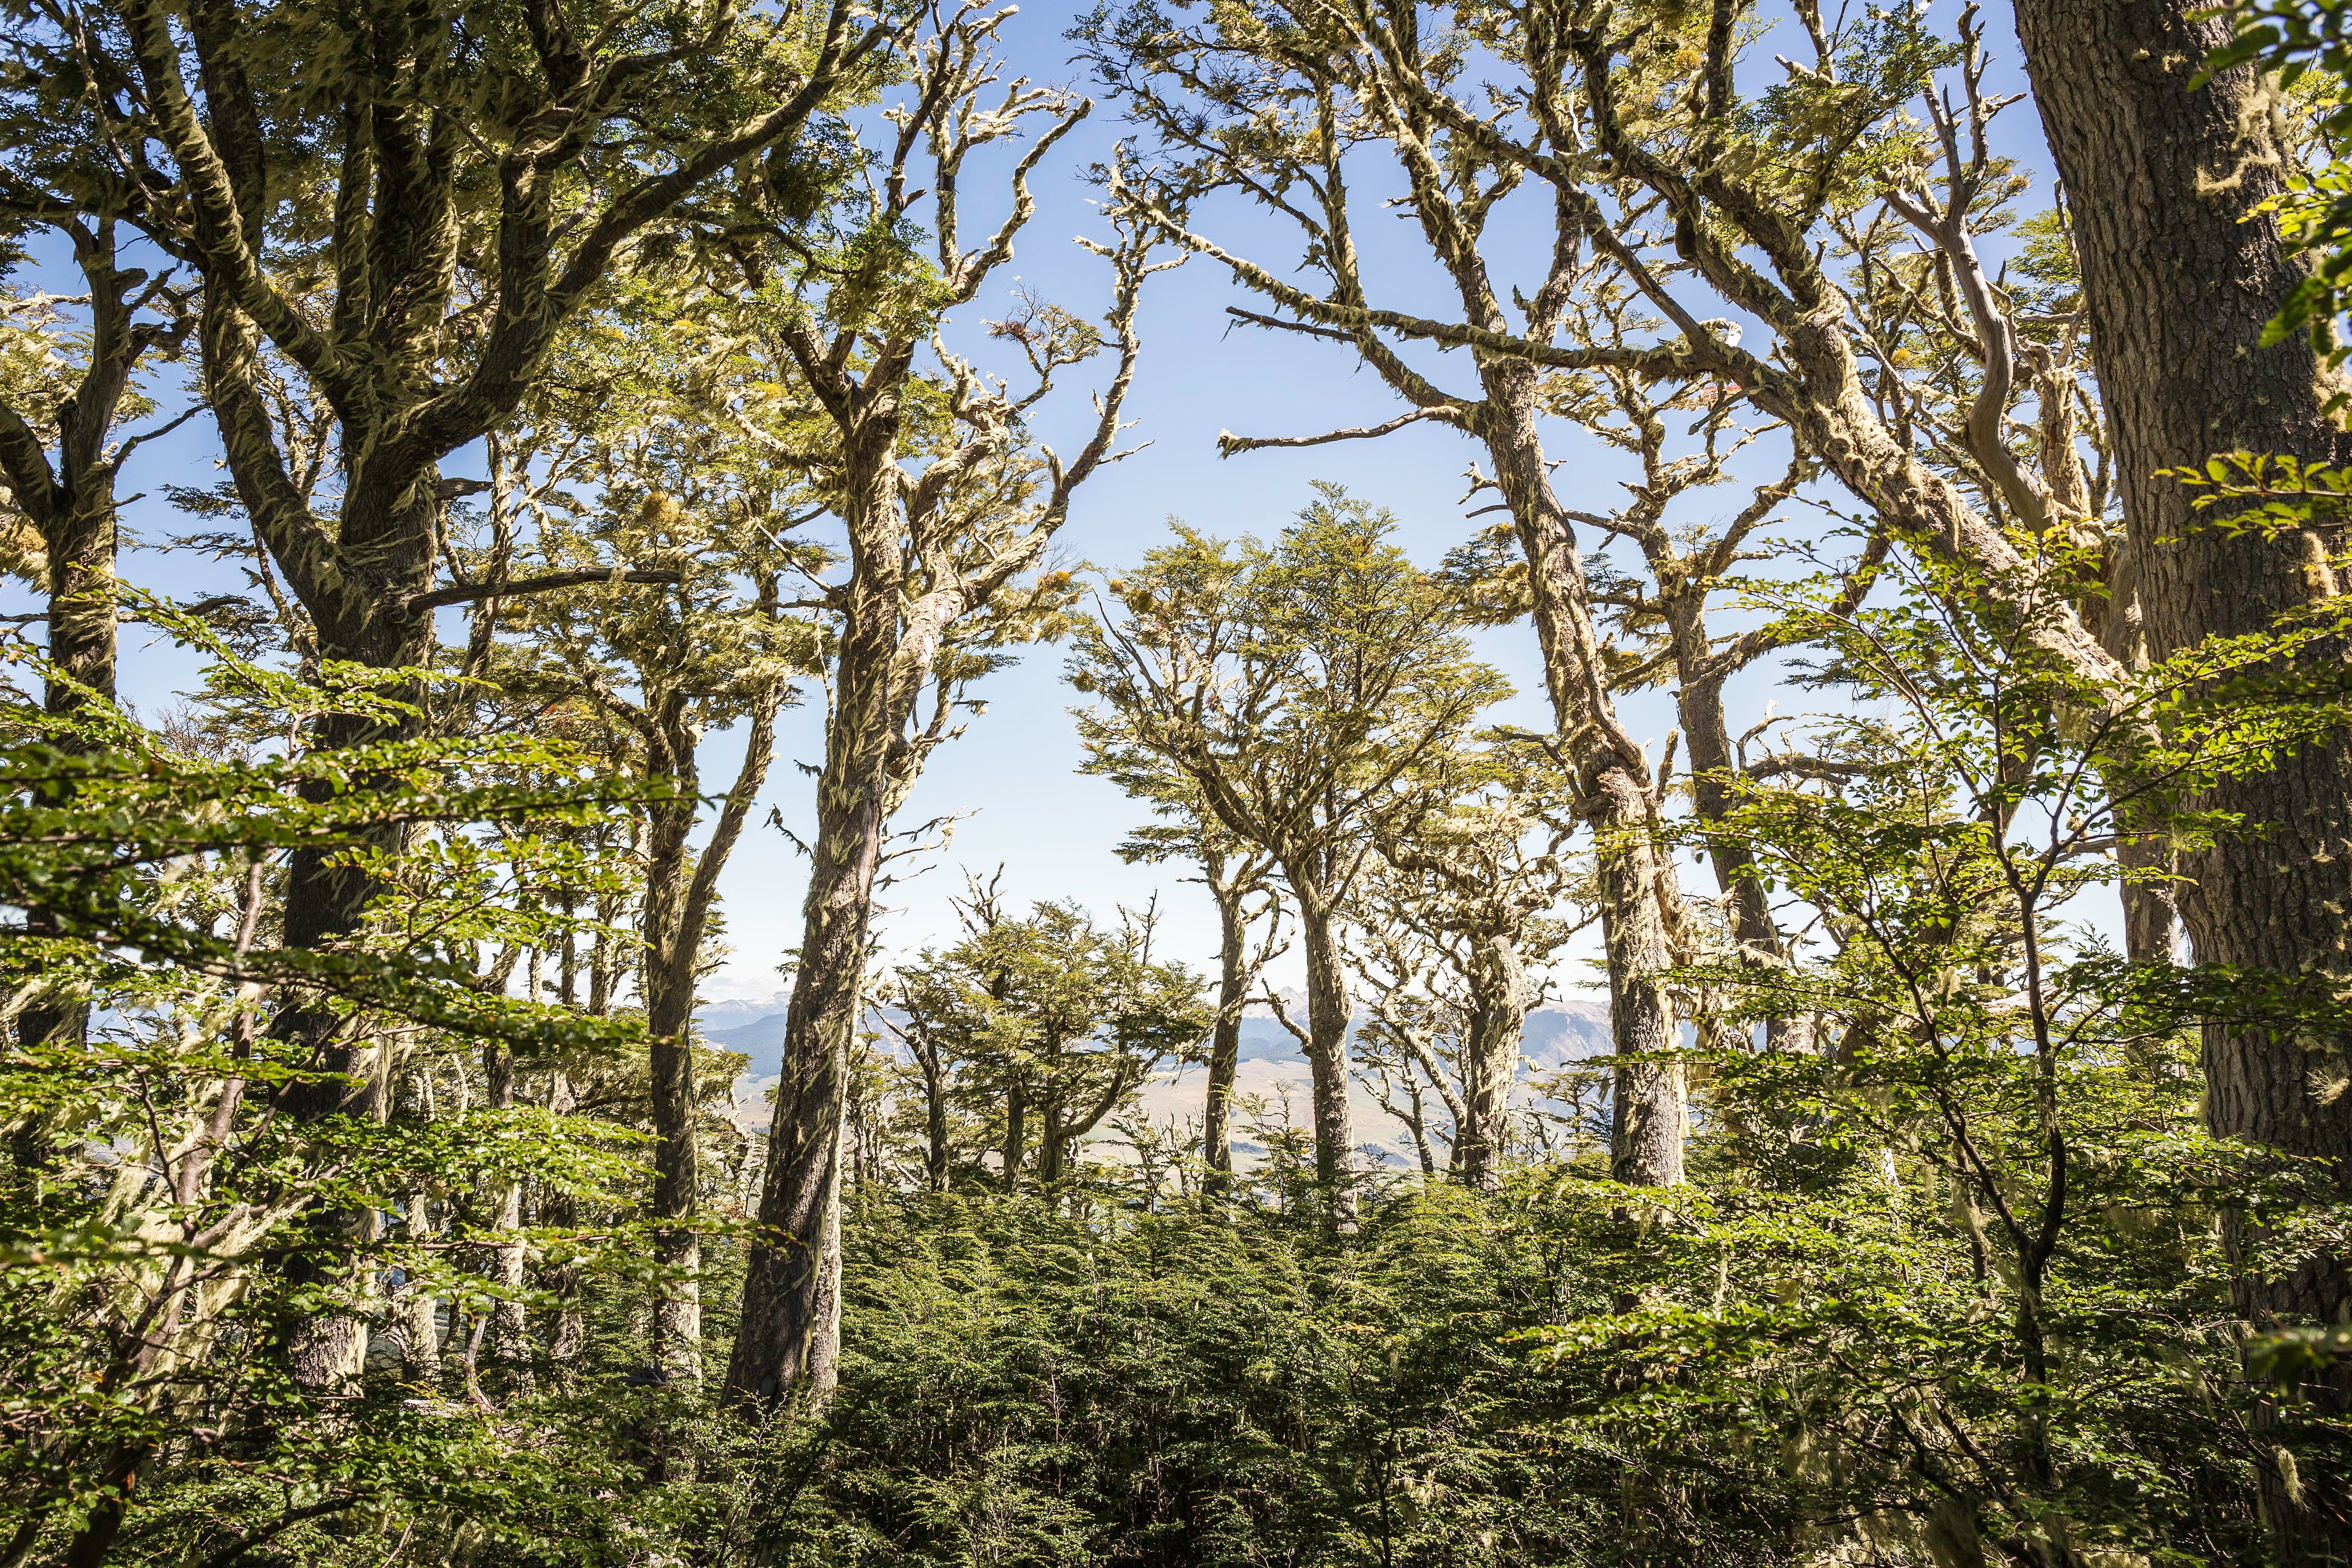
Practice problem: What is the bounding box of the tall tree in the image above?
[76,0,895,1385]
[504,470,816,1382]
[0,28,198,1162]
[723,4,1170,1407]
[1353,758,1573,1191]
[2012,1,2352,1552]
[1070,493,1509,1222]
[1084,757,1284,1197]
[1079,5,1705,1186]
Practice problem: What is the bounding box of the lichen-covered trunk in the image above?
[9,481,118,1183]
[725,457,900,1409]
[1458,933,1526,1192]
[2012,2,2352,1551]
[1478,383,1683,1185]
[1202,879,1249,1197]
[1591,771,1685,1186]
[483,1041,530,1389]
[642,797,704,1385]
[1293,888,1358,1226]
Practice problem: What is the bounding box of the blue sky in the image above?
[5,0,2069,1007]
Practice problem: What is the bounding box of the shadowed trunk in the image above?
[1201,852,1257,1198]
[2012,2,2352,1552]
[1292,889,1359,1226]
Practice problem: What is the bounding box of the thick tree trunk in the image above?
[643,801,704,1385]
[1457,933,1526,1192]
[276,578,430,1393]
[1002,1085,1028,1195]
[1591,772,1686,1187]
[2011,3,2352,1553]
[725,485,899,1407]
[1479,391,1685,1185]
[1202,877,1249,1197]
[397,1189,442,1386]
[1293,891,1359,1226]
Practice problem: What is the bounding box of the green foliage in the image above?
[2204,1,2352,370]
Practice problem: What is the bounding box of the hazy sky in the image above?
[6,0,2067,1009]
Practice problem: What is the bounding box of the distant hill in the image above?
[703,991,1619,1133]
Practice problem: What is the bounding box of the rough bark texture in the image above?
[1293,891,1360,1226]
[2012,2,2352,1554]
[1457,932,1526,1192]
[725,450,898,1409]
[1476,390,1685,1186]
[1202,873,1249,1195]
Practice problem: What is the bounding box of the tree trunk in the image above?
[1478,389,1685,1186]
[643,796,704,1385]
[397,1189,442,1387]
[543,1069,586,1379]
[1002,1083,1028,1195]
[1293,889,1359,1226]
[725,476,899,1407]
[914,1037,950,1193]
[2011,3,2352,1553]
[1458,932,1526,1192]
[7,227,139,1194]
[483,1040,530,1390]
[1202,876,1249,1197]
[1592,770,1686,1188]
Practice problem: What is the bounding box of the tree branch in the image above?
[404,567,681,613]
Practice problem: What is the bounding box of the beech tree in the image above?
[33,0,901,1386]
[502,477,816,1380]
[888,898,1207,1199]
[2009,4,2352,1551]
[723,3,1173,1407]
[0,32,200,1125]
[1082,713,1285,1195]
[1351,756,1574,1190]
[1069,493,1508,1222]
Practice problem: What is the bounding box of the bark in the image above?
[1591,770,1686,1187]
[2012,3,2352,1552]
[543,1068,586,1378]
[1002,1084,1028,1195]
[1457,932,1526,1192]
[725,454,899,1408]
[483,1040,530,1389]
[1290,891,1360,1226]
[1202,876,1249,1196]
[397,1188,442,1386]
[1475,390,1685,1186]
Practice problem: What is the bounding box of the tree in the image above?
[1070,492,1509,1222]
[724,3,1173,1407]
[0,41,200,1154]
[2008,5,2352,1551]
[887,898,1208,1199]
[1351,755,1575,1191]
[1084,744,1286,1197]
[0,620,649,1565]
[1078,3,1711,1189]
[502,475,817,1381]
